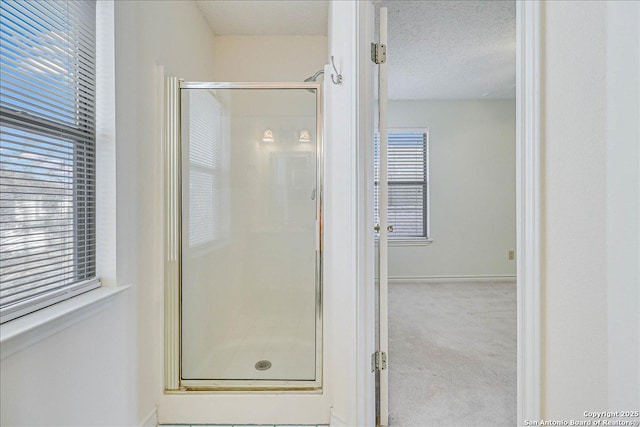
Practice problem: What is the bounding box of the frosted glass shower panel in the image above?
[180,87,320,383]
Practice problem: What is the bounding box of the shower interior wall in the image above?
[181,87,320,381]
[180,35,328,380]
[212,35,328,82]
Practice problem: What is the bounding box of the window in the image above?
[375,130,429,239]
[182,90,230,249]
[0,0,98,323]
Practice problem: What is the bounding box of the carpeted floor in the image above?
[388,281,516,427]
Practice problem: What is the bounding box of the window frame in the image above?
[0,0,102,324]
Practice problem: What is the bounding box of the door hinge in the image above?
[371,43,387,64]
[371,351,387,372]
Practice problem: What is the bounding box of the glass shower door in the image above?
[179,84,322,389]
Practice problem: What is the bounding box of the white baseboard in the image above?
[140,407,158,427]
[329,408,347,427]
[388,275,516,283]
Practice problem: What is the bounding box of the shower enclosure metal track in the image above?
[164,79,324,392]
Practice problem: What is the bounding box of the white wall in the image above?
[212,35,327,82]
[325,1,362,424]
[387,100,516,279]
[542,0,640,418]
[605,1,640,410]
[113,0,218,424]
[543,0,608,416]
[0,296,137,427]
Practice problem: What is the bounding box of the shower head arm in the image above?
[304,70,325,82]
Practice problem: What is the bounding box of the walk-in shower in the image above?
[164,79,323,391]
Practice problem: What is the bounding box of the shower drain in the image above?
[255,360,272,371]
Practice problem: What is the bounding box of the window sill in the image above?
[0,286,130,359]
[376,239,433,247]
[390,238,433,247]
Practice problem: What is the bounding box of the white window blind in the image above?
[0,0,98,323]
[375,131,429,239]
[183,90,230,248]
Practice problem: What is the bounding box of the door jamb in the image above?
[516,1,542,422]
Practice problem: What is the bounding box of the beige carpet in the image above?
[388,281,516,427]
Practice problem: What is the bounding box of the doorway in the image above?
[371,1,522,425]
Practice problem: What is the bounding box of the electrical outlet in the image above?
[508,250,515,260]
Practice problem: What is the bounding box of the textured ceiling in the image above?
[196,1,328,36]
[380,0,516,100]
[196,0,515,100]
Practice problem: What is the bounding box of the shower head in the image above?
[304,70,324,93]
[304,70,324,83]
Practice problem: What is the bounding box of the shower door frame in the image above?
[164,79,324,392]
